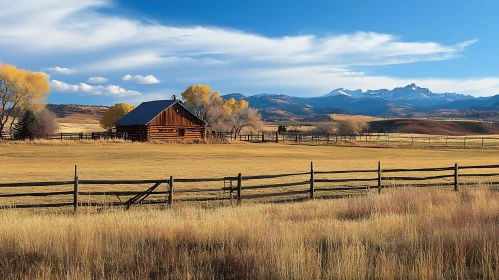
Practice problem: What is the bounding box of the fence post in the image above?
[482,138,484,148]
[262,132,265,142]
[310,161,314,199]
[276,132,279,143]
[464,137,466,147]
[73,165,79,213]
[229,179,234,204]
[454,163,459,191]
[60,132,63,141]
[237,173,242,205]
[377,161,382,194]
[168,176,174,206]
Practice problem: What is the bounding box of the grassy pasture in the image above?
[1,142,499,208]
[56,117,102,133]
[0,187,498,279]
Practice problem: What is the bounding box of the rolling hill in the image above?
[369,119,499,135]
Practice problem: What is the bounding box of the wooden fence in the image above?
[3,130,499,147]
[237,131,499,148]
[1,162,498,211]
[0,132,128,141]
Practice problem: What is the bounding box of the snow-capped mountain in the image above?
[222,84,486,117]
[323,83,472,103]
[324,88,364,98]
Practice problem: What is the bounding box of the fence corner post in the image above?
[168,176,174,206]
[377,161,382,194]
[454,163,459,191]
[73,165,79,213]
[237,173,242,205]
[310,161,314,199]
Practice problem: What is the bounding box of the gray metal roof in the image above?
[115,100,178,126]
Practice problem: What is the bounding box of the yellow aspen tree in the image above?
[0,63,50,137]
[181,85,223,123]
[99,103,136,130]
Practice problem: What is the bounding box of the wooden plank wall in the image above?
[149,103,204,126]
[117,103,206,141]
[148,126,205,140]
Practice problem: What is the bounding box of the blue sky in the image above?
[1,0,499,105]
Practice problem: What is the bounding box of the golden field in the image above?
[1,141,499,207]
[2,141,499,180]
[0,187,498,279]
[1,142,499,278]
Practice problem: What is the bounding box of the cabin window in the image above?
[177,129,185,137]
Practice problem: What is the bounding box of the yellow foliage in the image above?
[181,84,213,107]
[222,98,249,114]
[0,63,50,134]
[99,103,136,130]
[180,85,223,120]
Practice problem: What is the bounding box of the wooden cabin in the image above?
[115,100,206,141]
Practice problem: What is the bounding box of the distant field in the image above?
[370,119,499,135]
[56,117,103,133]
[48,104,107,133]
[1,142,499,208]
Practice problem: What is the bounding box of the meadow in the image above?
[1,142,499,278]
[0,187,498,279]
[1,141,499,208]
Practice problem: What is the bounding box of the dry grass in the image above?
[331,114,381,123]
[0,187,498,279]
[56,120,102,133]
[1,142,499,207]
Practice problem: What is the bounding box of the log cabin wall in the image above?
[149,103,204,126]
[148,126,205,140]
[116,101,206,141]
[147,103,206,140]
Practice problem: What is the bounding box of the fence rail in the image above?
[1,161,498,211]
[4,130,499,148]
[236,131,499,148]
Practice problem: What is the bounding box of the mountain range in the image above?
[222,84,497,117]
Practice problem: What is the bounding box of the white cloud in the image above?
[123,74,160,84]
[49,79,141,97]
[50,80,79,92]
[79,82,104,94]
[1,0,476,69]
[106,85,141,96]
[3,0,496,98]
[87,76,108,84]
[42,66,77,75]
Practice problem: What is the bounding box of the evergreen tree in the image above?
[12,110,38,140]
